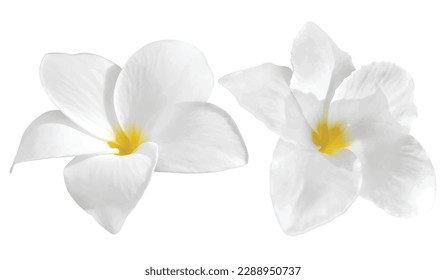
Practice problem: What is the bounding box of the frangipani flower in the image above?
[220,22,436,235]
[12,40,248,233]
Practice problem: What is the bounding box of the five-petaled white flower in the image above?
[12,40,248,234]
[220,22,436,235]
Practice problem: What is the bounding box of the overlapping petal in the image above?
[64,142,158,233]
[40,53,121,141]
[329,90,396,128]
[149,102,248,173]
[328,62,435,216]
[15,40,250,234]
[332,62,417,130]
[352,123,436,217]
[219,63,311,147]
[114,40,214,133]
[270,139,362,235]
[290,22,355,103]
[12,111,115,171]
[218,21,436,235]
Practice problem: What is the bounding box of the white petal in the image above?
[219,63,311,147]
[270,139,362,235]
[12,111,115,171]
[291,22,354,103]
[332,62,417,130]
[353,123,436,217]
[149,102,247,173]
[293,92,325,131]
[63,142,158,233]
[329,90,397,128]
[40,53,121,141]
[114,40,213,131]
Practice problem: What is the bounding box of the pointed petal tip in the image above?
[103,224,123,235]
[88,209,127,235]
[10,157,18,173]
[218,71,240,89]
[92,216,124,234]
[217,74,229,86]
[301,21,320,29]
[297,21,325,37]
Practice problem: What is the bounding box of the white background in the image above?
[1,1,445,279]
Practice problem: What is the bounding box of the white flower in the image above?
[220,22,436,235]
[12,40,248,234]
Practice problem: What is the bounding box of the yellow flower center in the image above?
[311,119,350,155]
[107,125,147,156]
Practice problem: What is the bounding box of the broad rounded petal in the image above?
[219,63,311,147]
[291,22,354,103]
[149,102,247,173]
[12,111,115,171]
[329,90,397,128]
[64,142,158,233]
[270,139,361,235]
[40,53,121,141]
[333,62,417,130]
[114,40,213,130]
[353,123,436,217]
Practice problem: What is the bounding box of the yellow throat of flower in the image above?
[108,125,147,156]
[311,119,350,155]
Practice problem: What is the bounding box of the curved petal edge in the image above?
[353,123,436,217]
[150,102,248,173]
[12,110,115,172]
[270,139,362,235]
[63,142,158,233]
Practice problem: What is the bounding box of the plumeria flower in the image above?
[12,40,248,234]
[220,22,436,235]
